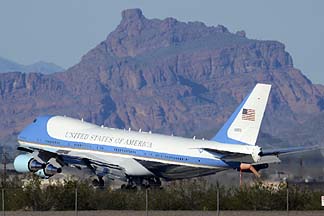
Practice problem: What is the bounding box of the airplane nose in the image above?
[17,116,54,143]
[17,118,37,141]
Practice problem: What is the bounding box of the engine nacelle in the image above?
[14,154,61,178]
[43,163,62,177]
[14,154,44,173]
[34,164,63,178]
[33,169,48,178]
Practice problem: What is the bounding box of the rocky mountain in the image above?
[1,8,324,153]
[0,56,64,74]
[279,111,324,147]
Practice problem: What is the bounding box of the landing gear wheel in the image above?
[92,177,105,188]
[121,177,162,190]
[98,176,105,188]
[92,179,100,187]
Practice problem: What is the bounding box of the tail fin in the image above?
[212,83,271,145]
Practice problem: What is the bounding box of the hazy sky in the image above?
[1,0,323,83]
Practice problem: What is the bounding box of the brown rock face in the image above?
[1,9,324,149]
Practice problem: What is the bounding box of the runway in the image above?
[1,211,323,216]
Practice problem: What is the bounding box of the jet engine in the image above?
[14,154,62,178]
[14,154,44,173]
[43,163,62,177]
[34,164,62,178]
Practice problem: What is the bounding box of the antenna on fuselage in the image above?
[193,136,196,140]
[139,128,142,132]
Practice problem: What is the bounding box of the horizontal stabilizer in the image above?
[204,147,281,164]
[260,145,319,156]
[202,148,248,160]
[252,155,281,165]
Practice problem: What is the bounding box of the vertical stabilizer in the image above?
[212,83,271,145]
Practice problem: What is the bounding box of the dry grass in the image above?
[0,211,323,216]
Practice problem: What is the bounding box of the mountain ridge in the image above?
[0,8,323,153]
[0,56,64,74]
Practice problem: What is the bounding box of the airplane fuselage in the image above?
[18,115,234,180]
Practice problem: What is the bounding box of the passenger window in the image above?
[33,119,37,123]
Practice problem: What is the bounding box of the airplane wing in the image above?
[17,146,127,181]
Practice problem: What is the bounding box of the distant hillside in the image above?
[279,112,324,147]
[0,56,64,74]
[0,8,323,154]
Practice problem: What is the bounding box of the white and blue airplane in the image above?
[14,83,307,188]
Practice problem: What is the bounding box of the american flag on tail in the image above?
[242,108,255,121]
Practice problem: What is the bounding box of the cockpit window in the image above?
[33,119,37,123]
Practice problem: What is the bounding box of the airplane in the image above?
[13,83,309,189]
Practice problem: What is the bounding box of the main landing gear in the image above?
[92,176,105,188]
[121,176,162,190]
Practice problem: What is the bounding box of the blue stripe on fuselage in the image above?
[18,115,230,169]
